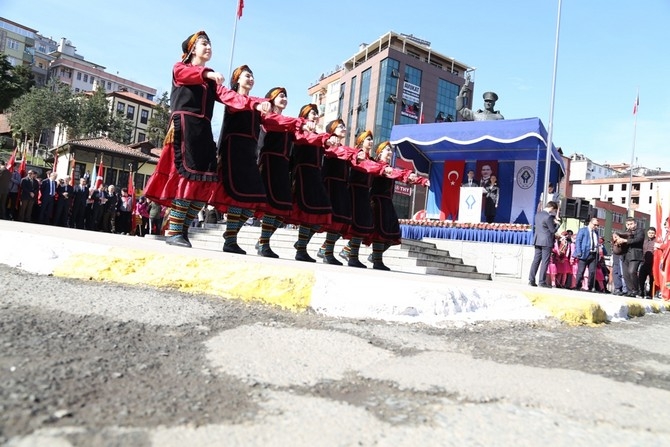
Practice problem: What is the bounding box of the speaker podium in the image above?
[458,187,483,223]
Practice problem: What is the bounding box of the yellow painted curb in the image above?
[524,292,607,326]
[53,248,315,311]
[626,301,646,318]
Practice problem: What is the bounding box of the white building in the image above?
[571,174,670,226]
[568,153,619,181]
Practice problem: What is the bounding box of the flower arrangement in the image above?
[399,219,532,231]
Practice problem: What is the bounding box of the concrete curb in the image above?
[1,223,668,325]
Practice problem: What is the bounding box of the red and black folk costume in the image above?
[255,87,295,258]
[339,131,386,268]
[317,119,353,265]
[214,66,302,255]
[367,141,429,270]
[144,31,260,248]
[290,105,359,262]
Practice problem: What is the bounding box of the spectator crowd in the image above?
[0,159,169,236]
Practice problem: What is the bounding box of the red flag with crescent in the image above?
[95,155,104,189]
[441,160,465,220]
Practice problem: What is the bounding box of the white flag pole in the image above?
[627,88,639,217]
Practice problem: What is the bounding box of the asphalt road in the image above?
[2,264,670,447]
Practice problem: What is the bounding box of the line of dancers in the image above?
[143,30,428,270]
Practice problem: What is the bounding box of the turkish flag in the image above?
[440,160,465,220]
[95,156,104,189]
[6,146,17,172]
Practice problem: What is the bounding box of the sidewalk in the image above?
[0,220,667,325]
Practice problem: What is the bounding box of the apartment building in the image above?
[307,31,473,217]
[2,17,158,148]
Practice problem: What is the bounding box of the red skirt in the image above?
[209,180,268,215]
[285,203,331,228]
[144,141,219,208]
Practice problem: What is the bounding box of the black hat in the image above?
[483,91,498,102]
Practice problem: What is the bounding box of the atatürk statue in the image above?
[456,77,504,121]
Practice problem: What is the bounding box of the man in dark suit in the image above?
[54,176,74,227]
[71,177,90,229]
[572,217,601,292]
[528,201,560,287]
[461,170,478,187]
[39,172,58,224]
[17,170,37,222]
[616,217,645,297]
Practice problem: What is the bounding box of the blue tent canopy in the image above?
[390,117,565,174]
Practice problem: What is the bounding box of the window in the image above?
[90,76,95,84]
[83,74,88,82]
[407,50,421,60]
[621,197,626,204]
[135,173,145,190]
[138,132,146,142]
[650,182,654,190]
[140,109,149,124]
[117,102,125,113]
[107,82,112,90]
[608,184,614,191]
[621,184,627,191]
[607,197,613,203]
[105,168,118,187]
[435,78,458,123]
[7,38,19,50]
[632,197,639,205]
[126,105,135,120]
[75,88,80,93]
[355,68,372,142]
[77,72,82,80]
[649,196,653,204]
[374,57,400,143]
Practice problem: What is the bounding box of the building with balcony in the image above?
[48,38,155,101]
[568,153,620,182]
[571,174,670,225]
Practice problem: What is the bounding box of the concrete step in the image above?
[176,224,491,280]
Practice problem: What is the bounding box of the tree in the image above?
[0,55,22,111]
[146,91,170,147]
[107,110,134,144]
[8,86,49,149]
[8,79,73,152]
[12,63,36,95]
[75,85,110,138]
